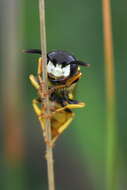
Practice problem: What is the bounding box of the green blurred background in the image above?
[0,0,127,189]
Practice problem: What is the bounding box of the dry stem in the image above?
[39,0,55,190]
[102,0,117,189]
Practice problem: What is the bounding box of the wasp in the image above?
[25,49,89,145]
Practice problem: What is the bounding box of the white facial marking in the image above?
[53,64,63,77]
[62,64,70,77]
[47,61,70,77]
[47,61,55,73]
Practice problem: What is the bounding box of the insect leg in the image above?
[51,112,75,145]
[29,57,43,90]
[37,57,43,76]
[55,102,85,113]
[62,91,79,105]
[29,74,40,90]
[32,98,52,144]
[49,100,85,145]
[66,72,82,86]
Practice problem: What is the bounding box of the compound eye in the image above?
[62,64,70,77]
[47,61,55,73]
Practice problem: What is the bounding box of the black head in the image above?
[47,50,76,66]
[47,50,78,79]
[47,50,89,79]
[24,49,89,82]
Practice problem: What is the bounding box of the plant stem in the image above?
[102,0,117,190]
[39,1,55,190]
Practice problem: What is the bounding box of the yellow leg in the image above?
[51,100,85,145]
[32,98,51,145]
[51,112,75,145]
[29,74,40,90]
[49,102,85,145]
[54,102,85,113]
[29,57,43,90]
[32,99,46,130]
[50,108,76,145]
[32,98,56,146]
[66,72,82,86]
[38,57,43,76]
[32,99,41,116]
[37,57,44,86]
[58,113,75,133]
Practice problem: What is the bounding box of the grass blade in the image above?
[102,0,118,189]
